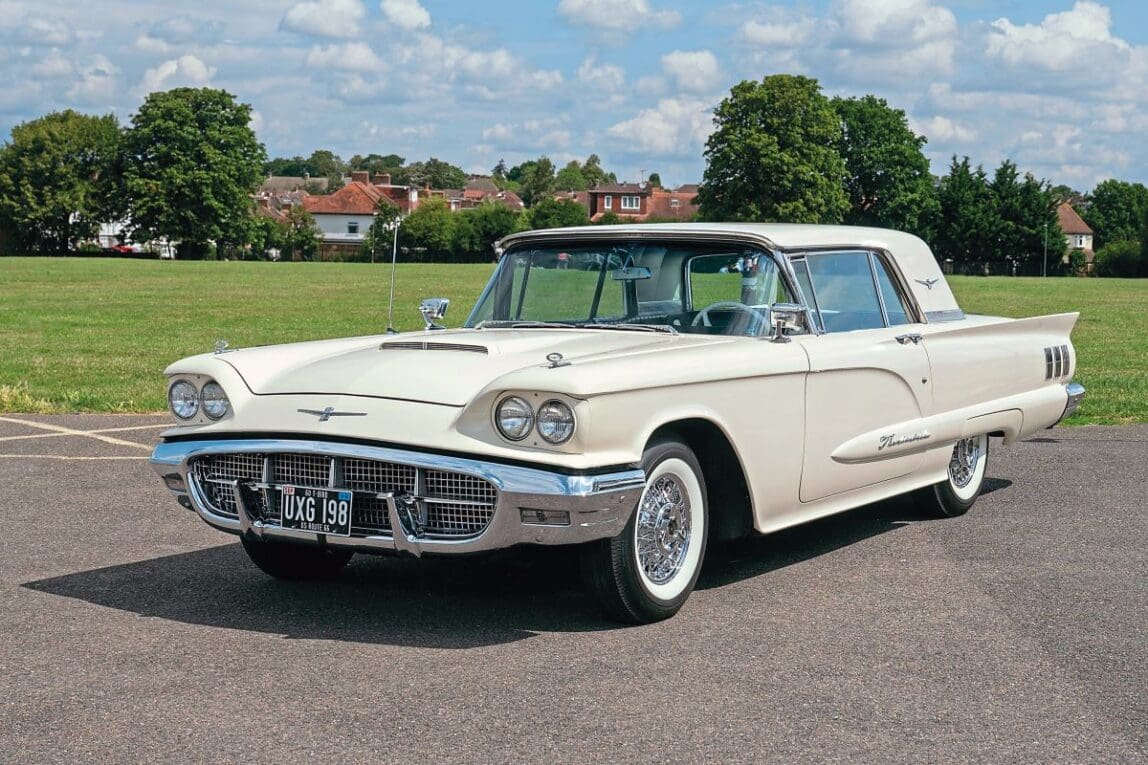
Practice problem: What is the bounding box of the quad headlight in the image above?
[495,396,535,441]
[201,381,230,420]
[536,400,575,444]
[494,395,576,445]
[168,378,231,421]
[168,379,200,420]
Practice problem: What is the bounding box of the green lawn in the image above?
[1,258,1143,424]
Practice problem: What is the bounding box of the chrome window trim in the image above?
[786,247,926,334]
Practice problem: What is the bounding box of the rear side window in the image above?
[873,255,912,326]
[805,251,885,332]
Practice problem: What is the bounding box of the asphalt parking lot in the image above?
[0,414,1145,764]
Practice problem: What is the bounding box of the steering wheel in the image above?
[691,301,768,335]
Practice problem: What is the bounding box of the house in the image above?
[1057,202,1094,266]
[578,182,699,222]
[301,171,416,257]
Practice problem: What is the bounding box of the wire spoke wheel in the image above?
[581,438,708,623]
[634,474,692,586]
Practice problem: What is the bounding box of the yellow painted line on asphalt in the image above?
[0,455,149,460]
[0,417,151,449]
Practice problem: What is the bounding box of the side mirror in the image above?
[419,298,449,330]
[768,302,808,343]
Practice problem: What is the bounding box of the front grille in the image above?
[189,452,497,539]
[191,453,264,519]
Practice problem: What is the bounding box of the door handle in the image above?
[895,333,923,345]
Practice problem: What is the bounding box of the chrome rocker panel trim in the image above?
[151,438,645,556]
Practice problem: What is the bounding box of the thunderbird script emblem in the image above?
[298,407,367,422]
[915,278,939,290]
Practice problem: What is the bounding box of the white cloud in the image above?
[396,34,563,99]
[135,35,171,55]
[307,42,385,72]
[67,54,119,104]
[741,17,816,47]
[607,98,714,157]
[557,0,680,33]
[831,0,956,46]
[985,1,1132,86]
[480,119,571,151]
[22,16,74,46]
[661,50,722,94]
[138,54,215,94]
[912,115,977,144]
[577,55,624,91]
[148,15,224,45]
[380,0,430,30]
[31,48,73,79]
[281,0,365,39]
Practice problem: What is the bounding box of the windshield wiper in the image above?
[476,320,578,329]
[581,323,678,335]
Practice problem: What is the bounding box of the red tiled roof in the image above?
[302,181,385,215]
[1057,203,1092,235]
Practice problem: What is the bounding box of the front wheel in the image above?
[241,538,353,580]
[916,434,990,518]
[581,438,708,623]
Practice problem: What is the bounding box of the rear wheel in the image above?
[241,538,353,580]
[582,438,708,623]
[917,434,989,518]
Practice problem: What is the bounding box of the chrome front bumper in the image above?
[150,438,644,556]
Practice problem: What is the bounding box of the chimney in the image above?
[351,170,370,184]
[379,173,391,186]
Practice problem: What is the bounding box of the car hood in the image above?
[220,329,677,406]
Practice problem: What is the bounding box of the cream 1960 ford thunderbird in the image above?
[150,223,1084,623]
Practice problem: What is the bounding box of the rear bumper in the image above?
[150,438,644,556]
[1051,381,1086,426]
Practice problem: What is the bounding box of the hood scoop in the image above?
[379,340,489,354]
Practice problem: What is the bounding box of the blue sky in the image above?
[1,1,1146,191]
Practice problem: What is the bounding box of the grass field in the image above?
[1,257,1144,424]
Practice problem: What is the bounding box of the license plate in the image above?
[279,486,353,536]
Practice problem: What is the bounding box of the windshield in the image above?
[465,240,796,337]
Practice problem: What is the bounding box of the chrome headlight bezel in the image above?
[536,399,576,444]
[168,379,200,420]
[494,395,536,441]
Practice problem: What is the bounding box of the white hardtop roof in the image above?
[500,222,961,321]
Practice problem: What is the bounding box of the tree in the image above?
[554,160,588,191]
[404,157,466,190]
[0,110,122,254]
[121,88,266,259]
[932,156,1000,268]
[988,160,1060,272]
[453,202,522,261]
[647,172,662,189]
[398,197,454,261]
[519,156,555,207]
[529,197,589,229]
[831,94,937,235]
[362,197,402,262]
[492,158,508,182]
[1094,239,1146,277]
[283,205,320,261]
[1083,179,1148,250]
[582,154,615,187]
[697,75,849,223]
[349,153,404,177]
